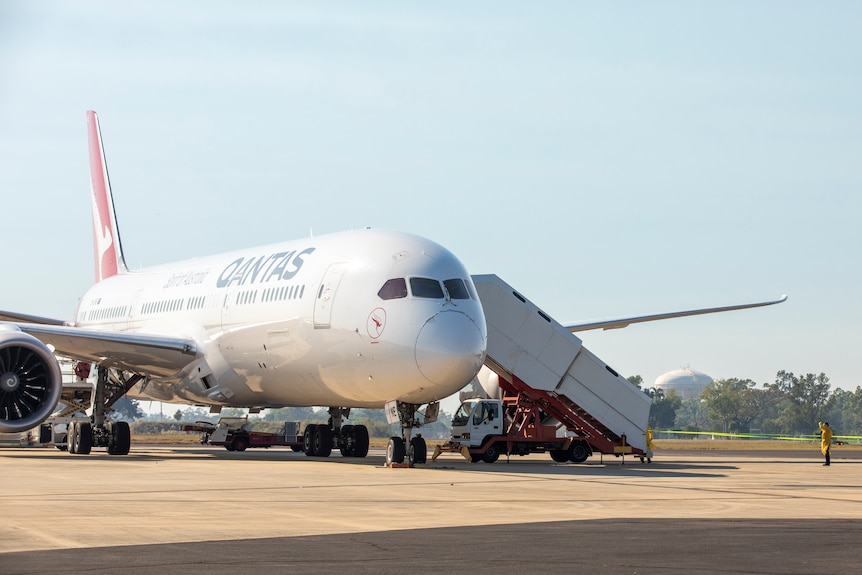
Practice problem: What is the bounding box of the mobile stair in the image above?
[472,274,652,457]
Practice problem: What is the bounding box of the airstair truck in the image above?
[433,275,653,464]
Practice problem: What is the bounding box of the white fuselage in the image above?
[73,229,487,409]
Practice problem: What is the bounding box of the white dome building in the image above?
[654,368,713,400]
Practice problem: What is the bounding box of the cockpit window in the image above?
[410,277,445,299]
[377,278,408,300]
[465,278,479,300]
[443,279,470,300]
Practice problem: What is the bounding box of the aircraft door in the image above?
[313,263,347,329]
[127,288,146,330]
[221,287,236,330]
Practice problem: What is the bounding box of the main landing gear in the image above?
[68,366,142,456]
[383,400,439,466]
[303,407,370,458]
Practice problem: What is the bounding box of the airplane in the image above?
[0,111,786,464]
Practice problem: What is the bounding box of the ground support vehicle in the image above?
[433,389,645,464]
[185,414,372,458]
[184,417,304,452]
[434,275,653,464]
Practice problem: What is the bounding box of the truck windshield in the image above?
[452,402,474,427]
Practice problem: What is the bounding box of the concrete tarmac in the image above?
[3,445,861,574]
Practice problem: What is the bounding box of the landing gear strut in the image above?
[303,407,369,458]
[68,366,142,456]
[383,400,438,466]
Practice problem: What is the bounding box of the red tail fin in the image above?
[87,111,127,283]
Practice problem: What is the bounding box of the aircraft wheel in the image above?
[568,441,590,463]
[304,424,317,456]
[385,437,405,465]
[313,425,332,458]
[340,425,355,457]
[76,422,93,455]
[481,444,500,464]
[353,425,369,458]
[108,421,131,455]
[410,436,427,464]
[68,422,78,454]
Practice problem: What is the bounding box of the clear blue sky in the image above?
[2,2,859,410]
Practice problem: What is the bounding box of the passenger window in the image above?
[443,279,470,299]
[410,277,445,299]
[378,278,408,300]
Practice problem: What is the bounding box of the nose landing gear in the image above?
[383,400,438,466]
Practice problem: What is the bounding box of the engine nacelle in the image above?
[476,365,503,400]
[0,326,63,433]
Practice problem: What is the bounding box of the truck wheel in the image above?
[568,441,590,463]
[232,435,249,452]
[482,444,500,464]
[550,449,569,463]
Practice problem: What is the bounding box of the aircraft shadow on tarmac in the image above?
[431,459,737,478]
[167,447,741,478]
[13,445,860,476]
[1,447,738,478]
[4,518,861,575]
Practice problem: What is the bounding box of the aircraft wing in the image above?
[0,310,66,325]
[7,322,200,378]
[564,295,788,333]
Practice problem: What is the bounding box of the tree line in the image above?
[113,370,859,438]
[630,371,862,436]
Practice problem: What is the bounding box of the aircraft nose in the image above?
[415,310,486,386]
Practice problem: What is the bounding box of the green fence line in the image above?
[654,430,862,442]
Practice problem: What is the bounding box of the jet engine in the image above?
[0,326,63,433]
[476,366,503,400]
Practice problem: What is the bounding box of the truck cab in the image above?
[451,398,503,447]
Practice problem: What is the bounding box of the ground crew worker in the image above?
[645,426,655,463]
[819,422,833,466]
